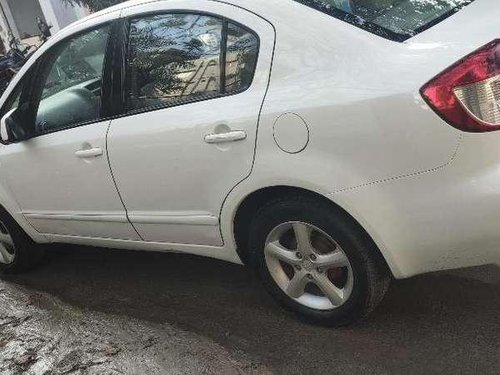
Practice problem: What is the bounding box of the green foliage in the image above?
[60,0,125,12]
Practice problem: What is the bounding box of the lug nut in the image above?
[295,265,302,271]
[317,267,323,273]
[306,274,313,280]
[296,252,303,259]
[309,254,317,261]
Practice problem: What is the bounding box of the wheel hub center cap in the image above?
[302,259,314,272]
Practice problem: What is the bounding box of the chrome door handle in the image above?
[204,130,247,144]
[75,147,103,158]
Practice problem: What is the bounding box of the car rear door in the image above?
[107,1,275,246]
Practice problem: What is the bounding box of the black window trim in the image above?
[101,19,128,119]
[115,9,261,119]
[294,0,475,42]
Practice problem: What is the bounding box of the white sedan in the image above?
[0,0,497,326]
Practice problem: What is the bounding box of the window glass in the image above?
[295,0,475,41]
[126,14,223,111]
[225,23,258,93]
[36,26,110,133]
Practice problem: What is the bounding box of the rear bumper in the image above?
[332,132,500,279]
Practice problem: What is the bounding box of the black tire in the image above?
[0,207,45,274]
[248,195,391,327]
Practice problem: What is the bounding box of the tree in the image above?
[61,0,125,12]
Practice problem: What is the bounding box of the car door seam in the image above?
[105,120,144,240]
[214,3,278,244]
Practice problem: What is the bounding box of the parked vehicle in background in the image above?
[0,0,497,326]
[36,17,53,42]
[0,34,32,95]
[0,18,53,96]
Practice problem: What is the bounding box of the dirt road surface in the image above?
[1,245,499,374]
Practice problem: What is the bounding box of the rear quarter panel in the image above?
[222,0,499,277]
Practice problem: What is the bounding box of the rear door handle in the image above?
[204,130,247,144]
[75,147,103,158]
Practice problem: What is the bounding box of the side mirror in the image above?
[0,108,28,144]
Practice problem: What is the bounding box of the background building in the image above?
[0,0,89,51]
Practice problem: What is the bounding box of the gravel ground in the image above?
[1,245,500,374]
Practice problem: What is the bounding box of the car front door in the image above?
[0,23,140,240]
[107,2,274,246]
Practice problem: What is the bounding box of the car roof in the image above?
[74,0,157,24]
[70,0,287,28]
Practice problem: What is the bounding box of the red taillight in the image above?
[421,39,500,133]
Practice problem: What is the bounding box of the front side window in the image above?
[126,13,259,113]
[36,25,111,133]
[295,0,475,41]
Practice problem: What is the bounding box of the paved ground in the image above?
[1,245,499,374]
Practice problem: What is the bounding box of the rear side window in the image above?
[125,13,259,113]
[225,22,259,93]
[295,0,475,41]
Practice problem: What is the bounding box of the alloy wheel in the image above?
[264,221,354,310]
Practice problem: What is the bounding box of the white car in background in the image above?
[0,0,497,326]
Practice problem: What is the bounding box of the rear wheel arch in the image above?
[232,185,392,276]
